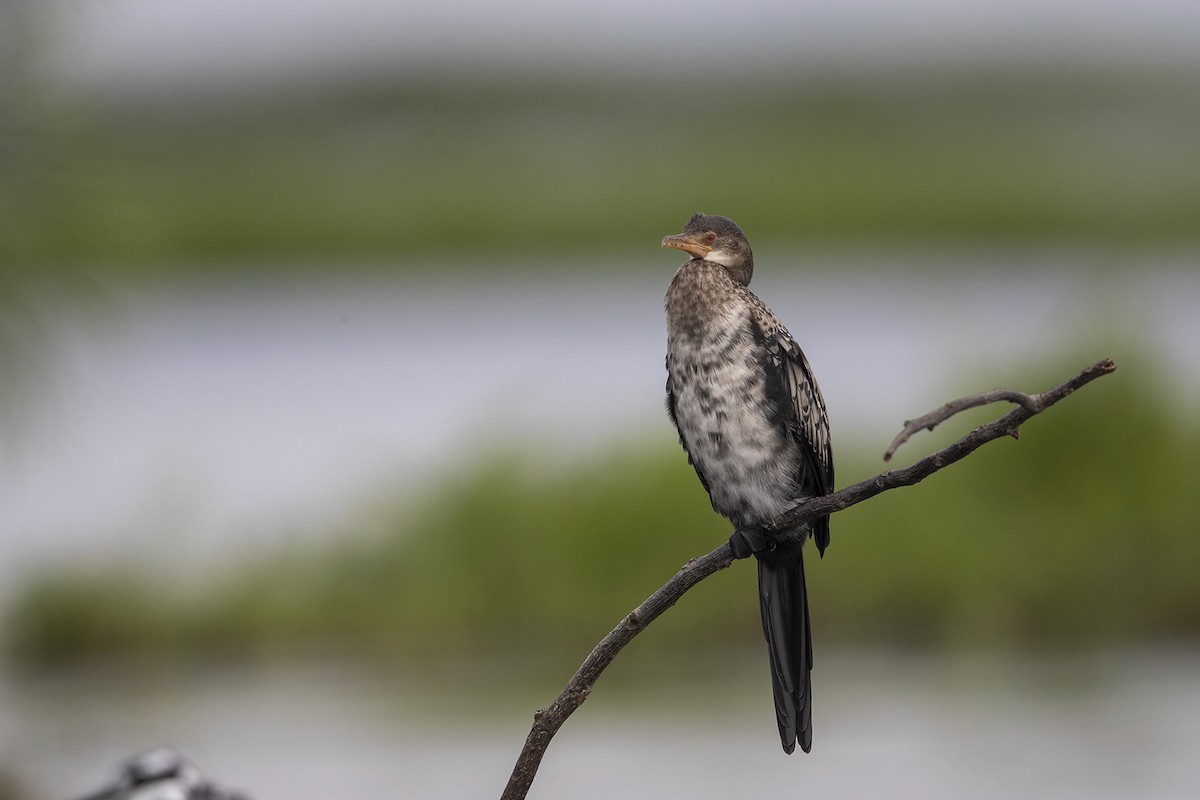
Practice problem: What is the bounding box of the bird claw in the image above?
[729,526,771,559]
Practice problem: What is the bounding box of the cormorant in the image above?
[662,213,833,754]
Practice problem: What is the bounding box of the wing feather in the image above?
[749,297,834,555]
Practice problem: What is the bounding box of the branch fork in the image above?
[884,387,1046,461]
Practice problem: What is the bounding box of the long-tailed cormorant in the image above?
[662,213,833,754]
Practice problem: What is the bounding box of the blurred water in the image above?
[3,648,1198,800]
[1,251,1197,589]
[51,0,1200,92]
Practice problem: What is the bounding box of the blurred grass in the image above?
[6,357,1199,668]
[5,65,1200,274]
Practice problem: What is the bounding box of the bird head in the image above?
[661,213,754,286]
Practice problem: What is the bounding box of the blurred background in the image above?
[2,1,1199,798]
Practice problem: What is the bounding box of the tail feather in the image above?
[757,545,813,754]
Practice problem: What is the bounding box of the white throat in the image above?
[702,249,738,267]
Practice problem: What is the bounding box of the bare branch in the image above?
[501,544,734,800]
[883,388,1042,461]
[501,358,1115,800]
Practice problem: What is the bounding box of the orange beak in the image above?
[661,232,713,259]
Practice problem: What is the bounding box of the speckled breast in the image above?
[666,302,802,529]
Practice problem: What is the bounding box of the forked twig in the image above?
[883,388,1041,461]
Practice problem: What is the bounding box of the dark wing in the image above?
[764,327,834,555]
[665,357,713,497]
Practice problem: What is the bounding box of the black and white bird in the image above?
[662,213,833,754]
[72,748,250,800]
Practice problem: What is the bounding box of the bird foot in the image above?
[728,526,771,559]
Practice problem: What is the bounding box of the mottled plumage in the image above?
[662,213,833,754]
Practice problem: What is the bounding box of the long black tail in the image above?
[756,543,812,754]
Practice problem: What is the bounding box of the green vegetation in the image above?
[6,358,1199,668]
[6,65,1200,274]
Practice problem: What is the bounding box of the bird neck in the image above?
[704,253,752,287]
[666,259,751,341]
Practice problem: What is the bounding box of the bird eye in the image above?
[705,232,717,243]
